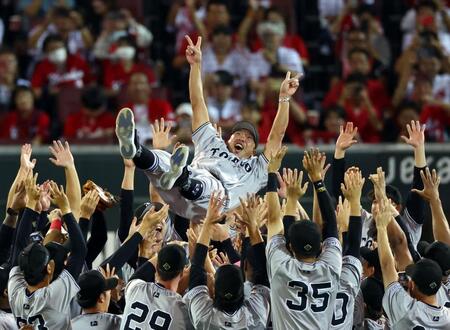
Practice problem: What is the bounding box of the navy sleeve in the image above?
[221,238,240,264]
[36,211,49,234]
[283,215,296,245]
[331,157,345,202]
[79,218,90,242]
[0,223,15,265]
[250,242,269,287]
[404,166,426,225]
[315,181,338,240]
[118,189,134,243]
[129,261,156,282]
[85,210,108,269]
[189,243,208,289]
[63,212,87,279]
[345,216,362,258]
[11,208,38,267]
[101,232,143,270]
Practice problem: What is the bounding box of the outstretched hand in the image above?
[335,122,358,154]
[279,71,302,97]
[302,148,324,182]
[49,140,74,168]
[49,181,71,214]
[185,35,202,65]
[400,120,425,149]
[284,168,309,200]
[268,146,287,173]
[20,144,36,171]
[411,167,440,202]
[152,118,176,150]
[204,191,225,226]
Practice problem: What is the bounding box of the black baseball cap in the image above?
[231,121,259,147]
[215,264,244,307]
[19,242,50,285]
[157,245,188,277]
[361,277,384,312]
[134,201,164,225]
[360,247,382,274]
[77,270,118,308]
[405,258,442,295]
[288,220,322,257]
[45,242,69,281]
[419,241,450,276]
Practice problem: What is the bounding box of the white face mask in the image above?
[115,46,135,60]
[48,48,67,64]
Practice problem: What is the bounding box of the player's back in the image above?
[72,312,122,330]
[437,280,450,308]
[121,279,192,330]
[8,267,78,330]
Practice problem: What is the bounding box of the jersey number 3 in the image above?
[124,301,172,330]
[286,281,332,312]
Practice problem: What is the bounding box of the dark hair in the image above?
[357,4,375,16]
[212,24,232,36]
[318,107,346,130]
[24,268,48,286]
[347,27,367,37]
[347,47,371,60]
[0,47,15,57]
[207,0,229,11]
[52,6,71,18]
[116,35,137,48]
[395,100,421,116]
[43,34,65,52]
[157,269,184,281]
[345,72,367,85]
[416,0,438,12]
[12,85,34,107]
[215,70,233,86]
[81,86,106,110]
[265,5,284,19]
[367,184,402,205]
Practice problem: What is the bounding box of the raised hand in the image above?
[239,194,260,233]
[80,190,100,219]
[284,168,309,200]
[25,172,40,209]
[152,118,176,150]
[140,204,170,233]
[276,170,287,198]
[411,168,440,202]
[369,167,386,201]
[279,71,302,97]
[400,120,425,149]
[38,181,51,212]
[204,191,225,226]
[185,35,202,65]
[268,146,287,173]
[341,169,365,203]
[212,252,230,268]
[335,122,358,156]
[10,181,27,212]
[336,196,350,234]
[373,197,391,229]
[49,140,74,168]
[99,263,118,282]
[49,181,71,214]
[20,144,36,171]
[302,148,324,182]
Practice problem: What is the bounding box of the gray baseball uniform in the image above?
[0,309,16,330]
[183,284,270,329]
[145,123,268,222]
[72,312,122,330]
[383,281,450,329]
[8,266,79,329]
[363,317,388,330]
[331,256,363,329]
[437,279,450,308]
[121,279,193,330]
[267,234,342,330]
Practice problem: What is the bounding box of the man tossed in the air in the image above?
[115,36,300,221]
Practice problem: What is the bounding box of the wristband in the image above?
[313,180,326,193]
[6,207,19,216]
[267,172,279,192]
[279,96,290,103]
[50,219,62,231]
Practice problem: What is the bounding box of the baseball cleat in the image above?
[160,145,189,190]
[116,108,136,159]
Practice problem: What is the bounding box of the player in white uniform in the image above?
[374,196,450,329]
[72,267,121,330]
[184,193,270,329]
[266,149,342,329]
[115,35,301,222]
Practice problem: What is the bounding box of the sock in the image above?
[133,145,157,170]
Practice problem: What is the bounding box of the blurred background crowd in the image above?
[0,0,449,146]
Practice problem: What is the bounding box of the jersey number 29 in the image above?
[124,301,172,330]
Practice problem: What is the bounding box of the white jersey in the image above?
[363,317,388,330]
[8,266,79,330]
[267,235,342,330]
[72,312,122,330]
[331,256,363,329]
[437,279,450,308]
[382,282,450,329]
[0,310,17,330]
[121,279,193,330]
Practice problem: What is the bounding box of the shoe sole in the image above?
[160,146,189,190]
[116,108,136,159]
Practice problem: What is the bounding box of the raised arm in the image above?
[118,158,135,243]
[263,72,300,160]
[185,35,209,131]
[267,147,287,239]
[49,141,81,219]
[412,168,450,244]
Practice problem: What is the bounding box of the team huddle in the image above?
[0,35,449,330]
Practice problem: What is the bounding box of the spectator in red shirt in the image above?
[31,34,92,98]
[304,107,346,146]
[63,86,115,142]
[382,101,421,142]
[121,71,174,144]
[103,36,155,96]
[0,85,50,144]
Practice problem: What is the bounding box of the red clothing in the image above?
[64,110,115,139]
[420,105,450,142]
[342,102,381,143]
[103,61,156,90]
[121,99,174,123]
[250,34,310,62]
[31,55,91,89]
[322,80,391,113]
[304,130,338,146]
[0,111,50,141]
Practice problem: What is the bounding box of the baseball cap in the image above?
[134,201,164,225]
[360,247,382,275]
[45,242,70,280]
[419,241,450,276]
[288,220,322,257]
[77,270,118,308]
[157,245,188,277]
[19,242,50,285]
[231,121,259,146]
[405,258,442,295]
[215,264,244,307]
[361,277,384,312]
[175,103,193,117]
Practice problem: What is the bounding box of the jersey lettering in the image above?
[209,148,252,172]
[331,292,350,326]
[286,281,332,313]
[124,301,172,330]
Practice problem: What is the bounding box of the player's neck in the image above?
[83,306,106,314]
[157,279,179,293]
[418,294,438,307]
[296,256,316,263]
[27,281,48,293]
